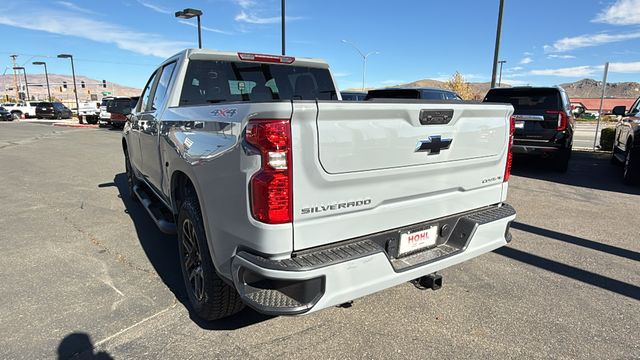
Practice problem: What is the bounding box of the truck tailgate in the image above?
[291,101,514,251]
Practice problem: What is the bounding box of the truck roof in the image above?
[165,48,330,69]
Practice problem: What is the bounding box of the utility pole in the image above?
[10,54,19,101]
[593,62,609,151]
[498,60,506,87]
[490,0,505,88]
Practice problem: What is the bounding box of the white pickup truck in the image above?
[2,101,39,118]
[122,49,516,320]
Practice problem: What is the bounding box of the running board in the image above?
[133,184,176,234]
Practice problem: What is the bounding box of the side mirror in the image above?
[122,107,131,115]
[612,105,626,117]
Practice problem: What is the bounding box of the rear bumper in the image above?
[231,203,516,316]
[512,144,561,155]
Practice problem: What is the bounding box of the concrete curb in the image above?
[53,123,99,128]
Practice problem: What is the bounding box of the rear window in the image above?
[484,89,562,111]
[107,99,131,113]
[366,89,421,100]
[179,60,337,106]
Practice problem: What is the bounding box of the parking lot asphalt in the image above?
[0,122,638,360]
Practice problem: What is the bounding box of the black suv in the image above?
[36,102,72,120]
[366,87,462,101]
[611,98,640,184]
[484,86,574,172]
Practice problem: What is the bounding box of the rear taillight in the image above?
[546,110,568,131]
[246,119,292,224]
[504,115,516,182]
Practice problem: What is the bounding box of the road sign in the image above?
[101,91,112,95]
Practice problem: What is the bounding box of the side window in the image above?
[151,62,176,111]
[139,71,158,112]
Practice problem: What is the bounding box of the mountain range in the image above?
[3,73,639,102]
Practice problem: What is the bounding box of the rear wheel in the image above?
[622,144,640,185]
[552,146,571,173]
[178,198,244,320]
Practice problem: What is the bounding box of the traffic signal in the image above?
[63,81,67,89]
[81,81,85,89]
[102,80,107,88]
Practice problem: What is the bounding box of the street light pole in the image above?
[498,60,506,87]
[13,67,29,101]
[175,8,204,49]
[342,40,380,92]
[58,54,81,123]
[33,61,51,101]
[490,0,505,88]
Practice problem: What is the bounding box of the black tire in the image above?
[552,147,571,173]
[611,146,622,165]
[124,154,139,202]
[57,111,62,120]
[177,198,244,321]
[86,118,98,125]
[622,145,640,185]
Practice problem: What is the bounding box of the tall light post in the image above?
[341,40,380,92]
[57,54,81,123]
[281,0,285,55]
[497,60,506,87]
[175,8,203,49]
[12,66,29,101]
[490,0,505,88]
[32,61,51,101]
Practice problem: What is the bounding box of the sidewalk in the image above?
[19,118,99,128]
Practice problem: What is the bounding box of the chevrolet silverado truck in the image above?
[122,49,516,320]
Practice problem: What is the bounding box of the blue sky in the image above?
[1,0,640,90]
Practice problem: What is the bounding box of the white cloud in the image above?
[500,79,530,86]
[235,10,303,24]
[523,52,533,56]
[332,72,351,78]
[544,31,640,52]
[529,66,597,77]
[0,11,189,58]
[507,66,524,72]
[609,61,640,73]
[520,57,533,65]
[234,0,256,9]
[136,0,171,14]
[547,54,576,59]
[593,0,640,25]
[177,20,231,35]
[55,1,94,14]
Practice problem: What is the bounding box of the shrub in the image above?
[600,128,616,151]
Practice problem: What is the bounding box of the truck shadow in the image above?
[511,151,640,196]
[111,173,272,330]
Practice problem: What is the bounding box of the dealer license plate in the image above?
[398,226,438,256]
[515,121,525,129]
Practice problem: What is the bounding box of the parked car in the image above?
[122,49,516,321]
[78,101,101,124]
[99,96,132,127]
[0,106,13,121]
[107,96,139,128]
[340,91,367,101]
[483,86,574,172]
[611,99,640,184]
[35,102,73,119]
[2,101,40,119]
[366,87,463,101]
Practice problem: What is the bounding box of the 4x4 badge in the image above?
[415,135,453,155]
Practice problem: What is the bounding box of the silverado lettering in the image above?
[301,199,372,214]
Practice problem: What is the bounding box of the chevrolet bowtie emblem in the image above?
[415,135,453,155]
